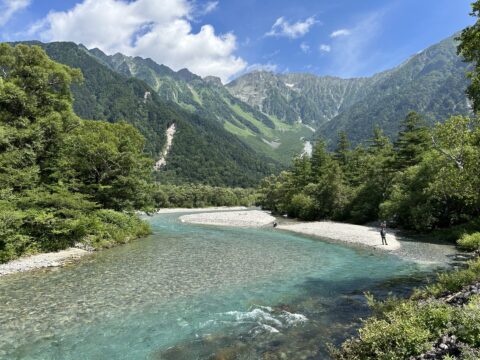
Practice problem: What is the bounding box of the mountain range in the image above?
[227,34,471,145]
[14,33,471,186]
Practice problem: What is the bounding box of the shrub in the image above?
[458,232,480,251]
[421,258,480,297]
[332,301,455,360]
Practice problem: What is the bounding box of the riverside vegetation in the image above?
[256,2,480,358]
[0,44,259,264]
[0,43,153,262]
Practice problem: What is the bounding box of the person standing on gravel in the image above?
[380,222,388,245]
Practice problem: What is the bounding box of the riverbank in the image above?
[179,210,400,251]
[278,221,401,251]
[332,253,480,359]
[0,248,90,277]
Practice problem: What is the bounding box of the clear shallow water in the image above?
[1,213,441,359]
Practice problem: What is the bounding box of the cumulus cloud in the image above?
[0,0,30,26]
[266,16,317,39]
[30,0,246,82]
[330,28,351,38]
[319,44,331,52]
[300,42,310,53]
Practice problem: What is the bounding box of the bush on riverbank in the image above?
[458,233,480,252]
[332,258,480,360]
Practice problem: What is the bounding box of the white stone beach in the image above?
[0,248,89,277]
[180,210,400,251]
[180,210,276,227]
[278,221,401,251]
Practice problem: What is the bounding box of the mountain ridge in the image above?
[227,33,471,145]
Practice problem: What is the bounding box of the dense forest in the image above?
[0,44,152,262]
[152,184,257,209]
[259,111,480,234]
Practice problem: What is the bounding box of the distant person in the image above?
[273,221,278,228]
[380,222,388,245]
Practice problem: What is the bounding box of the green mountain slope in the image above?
[227,34,471,145]
[320,35,471,144]
[16,41,279,187]
[88,49,314,163]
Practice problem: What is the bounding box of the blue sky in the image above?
[0,0,474,81]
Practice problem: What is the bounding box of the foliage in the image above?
[259,112,480,232]
[0,44,151,262]
[458,232,480,251]
[417,258,480,298]
[457,0,480,113]
[56,119,153,210]
[332,301,454,360]
[334,259,480,359]
[152,184,257,208]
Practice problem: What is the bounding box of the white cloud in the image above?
[330,28,351,38]
[319,44,331,52]
[329,11,385,77]
[300,42,310,53]
[198,1,218,15]
[246,63,278,73]
[0,0,30,26]
[29,0,246,82]
[266,16,317,39]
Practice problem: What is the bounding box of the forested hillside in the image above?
[88,48,314,163]
[228,34,471,146]
[323,35,472,144]
[16,41,279,187]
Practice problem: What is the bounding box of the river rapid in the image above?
[0,212,453,359]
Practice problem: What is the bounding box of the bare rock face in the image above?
[203,76,223,87]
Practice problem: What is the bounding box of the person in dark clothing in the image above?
[380,222,388,245]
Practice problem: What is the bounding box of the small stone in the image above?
[439,343,448,350]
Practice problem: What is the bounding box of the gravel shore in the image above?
[278,221,401,251]
[0,248,89,277]
[179,210,400,251]
[180,210,276,227]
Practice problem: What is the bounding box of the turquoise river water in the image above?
[0,213,447,359]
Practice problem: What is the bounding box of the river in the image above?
[0,212,451,359]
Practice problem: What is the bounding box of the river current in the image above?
[0,212,447,359]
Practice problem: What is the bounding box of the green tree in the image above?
[0,44,151,262]
[334,131,351,166]
[457,0,480,113]
[394,112,430,170]
[56,120,153,210]
[0,44,82,190]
